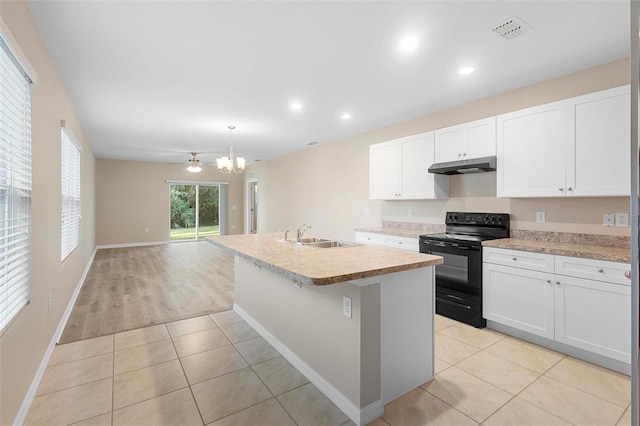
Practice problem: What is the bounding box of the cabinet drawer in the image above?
[386,236,419,252]
[555,255,631,286]
[483,247,554,273]
[355,232,386,246]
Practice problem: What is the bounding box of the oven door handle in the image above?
[454,245,480,251]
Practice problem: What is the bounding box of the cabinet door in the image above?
[483,263,555,339]
[370,141,400,199]
[554,275,630,362]
[401,133,448,199]
[497,101,566,198]
[566,85,630,196]
[434,125,464,163]
[465,117,496,159]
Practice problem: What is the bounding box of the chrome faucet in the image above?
[296,224,311,242]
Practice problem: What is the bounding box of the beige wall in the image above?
[248,58,631,242]
[0,1,96,424]
[95,159,245,246]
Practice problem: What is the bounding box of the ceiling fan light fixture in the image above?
[187,152,202,173]
[217,125,245,174]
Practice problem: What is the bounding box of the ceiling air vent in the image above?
[491,16,532,40]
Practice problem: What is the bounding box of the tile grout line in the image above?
[167,323,207,426]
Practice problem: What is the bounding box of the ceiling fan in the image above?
[187,152,202,173]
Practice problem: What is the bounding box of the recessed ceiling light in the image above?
[290,102,303,111]
[398,35,419,53]
[341,113,351,120]
[458,66,475,75]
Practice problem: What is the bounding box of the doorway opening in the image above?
[170,184,222,241]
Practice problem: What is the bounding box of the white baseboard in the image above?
[96,241,169,249]
[13,247,97,426]
[233,303,384,426]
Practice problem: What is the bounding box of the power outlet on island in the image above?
[343,296,352,319]
[603,212,615,227]
[535,211,546,224]
[615,212,629,227]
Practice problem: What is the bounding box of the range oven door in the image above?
[420,238,485,328]
[419,239,482,295]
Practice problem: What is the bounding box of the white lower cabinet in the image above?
[355,232,418,252]
[483,263,555,339]
[554,274,630,362]
[483,247,631,363]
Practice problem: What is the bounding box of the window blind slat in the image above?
[61,127,80,261]
[0,32,31,333]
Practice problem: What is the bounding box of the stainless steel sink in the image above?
[277,236,359,248]
[297,237,332,244]
[306,240,360,248]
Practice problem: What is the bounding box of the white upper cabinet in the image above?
[497,85,630,198]
[497,101,566,197]
[434,117,496,163]
[566,86,630,196]
[370,132,449,200]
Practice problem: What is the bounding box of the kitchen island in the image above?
[207,233,443,425]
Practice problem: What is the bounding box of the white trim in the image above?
[165,179,229,185]
[96,241,169,250]
[233,303,384,425]
[60,120,83,152]
[13,247,97,425]
[0,16,37,83]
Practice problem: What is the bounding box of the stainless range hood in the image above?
[428,156,496,175]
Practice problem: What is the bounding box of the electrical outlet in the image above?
[144,227,149,233]
[603,212,615,227]
[536,211,546,224]
[363,207,371,216]
[343,296,352,319]
[615,212,629,227]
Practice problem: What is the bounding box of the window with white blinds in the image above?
[61,126,80,261]
[0,35,33,332]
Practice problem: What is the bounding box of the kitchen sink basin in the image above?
[306,240,360,248]
[297,237,331,244]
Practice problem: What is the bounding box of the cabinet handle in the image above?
[597,268,604,273]
[546,280,551,284]
[458,153,462,157]
[512,257,517,261]
[463,153,467,157]
[555,281,561,285]
[567,187,573,191]
[558,187,564,192]
[625,271,631,279]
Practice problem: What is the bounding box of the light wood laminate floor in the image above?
[59,241,234,344]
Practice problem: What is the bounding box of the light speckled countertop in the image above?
[483,238,631,264]
[207,233,443,286]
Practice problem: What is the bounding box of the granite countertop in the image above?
[483,238,631,264]
[207,233,443,286]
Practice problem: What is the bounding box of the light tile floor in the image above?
[25,312,631,425]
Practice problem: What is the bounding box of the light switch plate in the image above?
[536,211,546,224]
[603,212,615,227]
[615,212,629,227]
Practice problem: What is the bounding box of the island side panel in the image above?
[233,255,374,409]
[380,266,434,403]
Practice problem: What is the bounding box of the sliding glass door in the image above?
[170,184,222,241]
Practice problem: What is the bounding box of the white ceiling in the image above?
[27,1,629,167]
